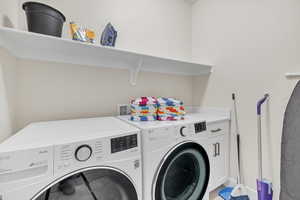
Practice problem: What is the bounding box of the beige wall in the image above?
[0,50,17,142]
[15,60,194,129]
[0,1,18,142]
[192,0,300,198]
[0,0,18,28]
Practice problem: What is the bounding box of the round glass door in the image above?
[33,168,138,200]
[154,143,210,200]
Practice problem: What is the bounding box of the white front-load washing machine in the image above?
[119,114,218,200]
[0,117,142,200]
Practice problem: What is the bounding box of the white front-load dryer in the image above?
[119,115,213,200]
[0,117,142,200]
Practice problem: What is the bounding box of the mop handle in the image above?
[257,94,269,180]
[257,94,269,115]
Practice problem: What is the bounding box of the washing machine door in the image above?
[154,142,210,200]
[33,167,138,200]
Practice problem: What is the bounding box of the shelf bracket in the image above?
[286,73,300,79]
[130,58,143,86]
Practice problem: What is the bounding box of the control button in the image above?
[134,160,140,169]
[180,126,188,137]
[75,145,92,162]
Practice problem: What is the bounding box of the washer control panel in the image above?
[111,134,138,153]
[54,133,139,174]
[54,139,105,174]
[178,121,207,137]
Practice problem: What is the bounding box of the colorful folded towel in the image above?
[157,97,183,106]
[157,97,185,121]
[131,96,158,106]
[157,105,185,115]
[130,97,158,121]
[130,97,185,121]
[157,115,183,121]
[130,115,157,121]
[131,105,157,116]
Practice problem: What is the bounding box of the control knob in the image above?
[75,145,92,162]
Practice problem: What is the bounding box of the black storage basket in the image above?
[23,2,66,37]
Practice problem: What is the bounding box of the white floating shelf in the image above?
[0,27,212,85]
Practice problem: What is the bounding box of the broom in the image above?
[219,94,249,200]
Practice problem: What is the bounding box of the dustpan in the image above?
[230,184,249,200]
[218,187,233,200]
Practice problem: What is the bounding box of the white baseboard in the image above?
[246,186,257,200]
[224,177,238,186]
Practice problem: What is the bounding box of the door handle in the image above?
[213,143,217,157]
[217,142,220,156]
[211,128,222,133]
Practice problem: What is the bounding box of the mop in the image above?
[219,94,249,200]
[256,94,273,200]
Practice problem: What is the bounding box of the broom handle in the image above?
[232,93,241,184]
[233,94,240,136]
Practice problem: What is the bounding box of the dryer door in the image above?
[154,142,210,200]
[33,167,138,200]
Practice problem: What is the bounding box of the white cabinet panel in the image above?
[207,121,229,191]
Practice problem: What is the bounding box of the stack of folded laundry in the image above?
[157,97,185,121]
[130,97,158,121]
